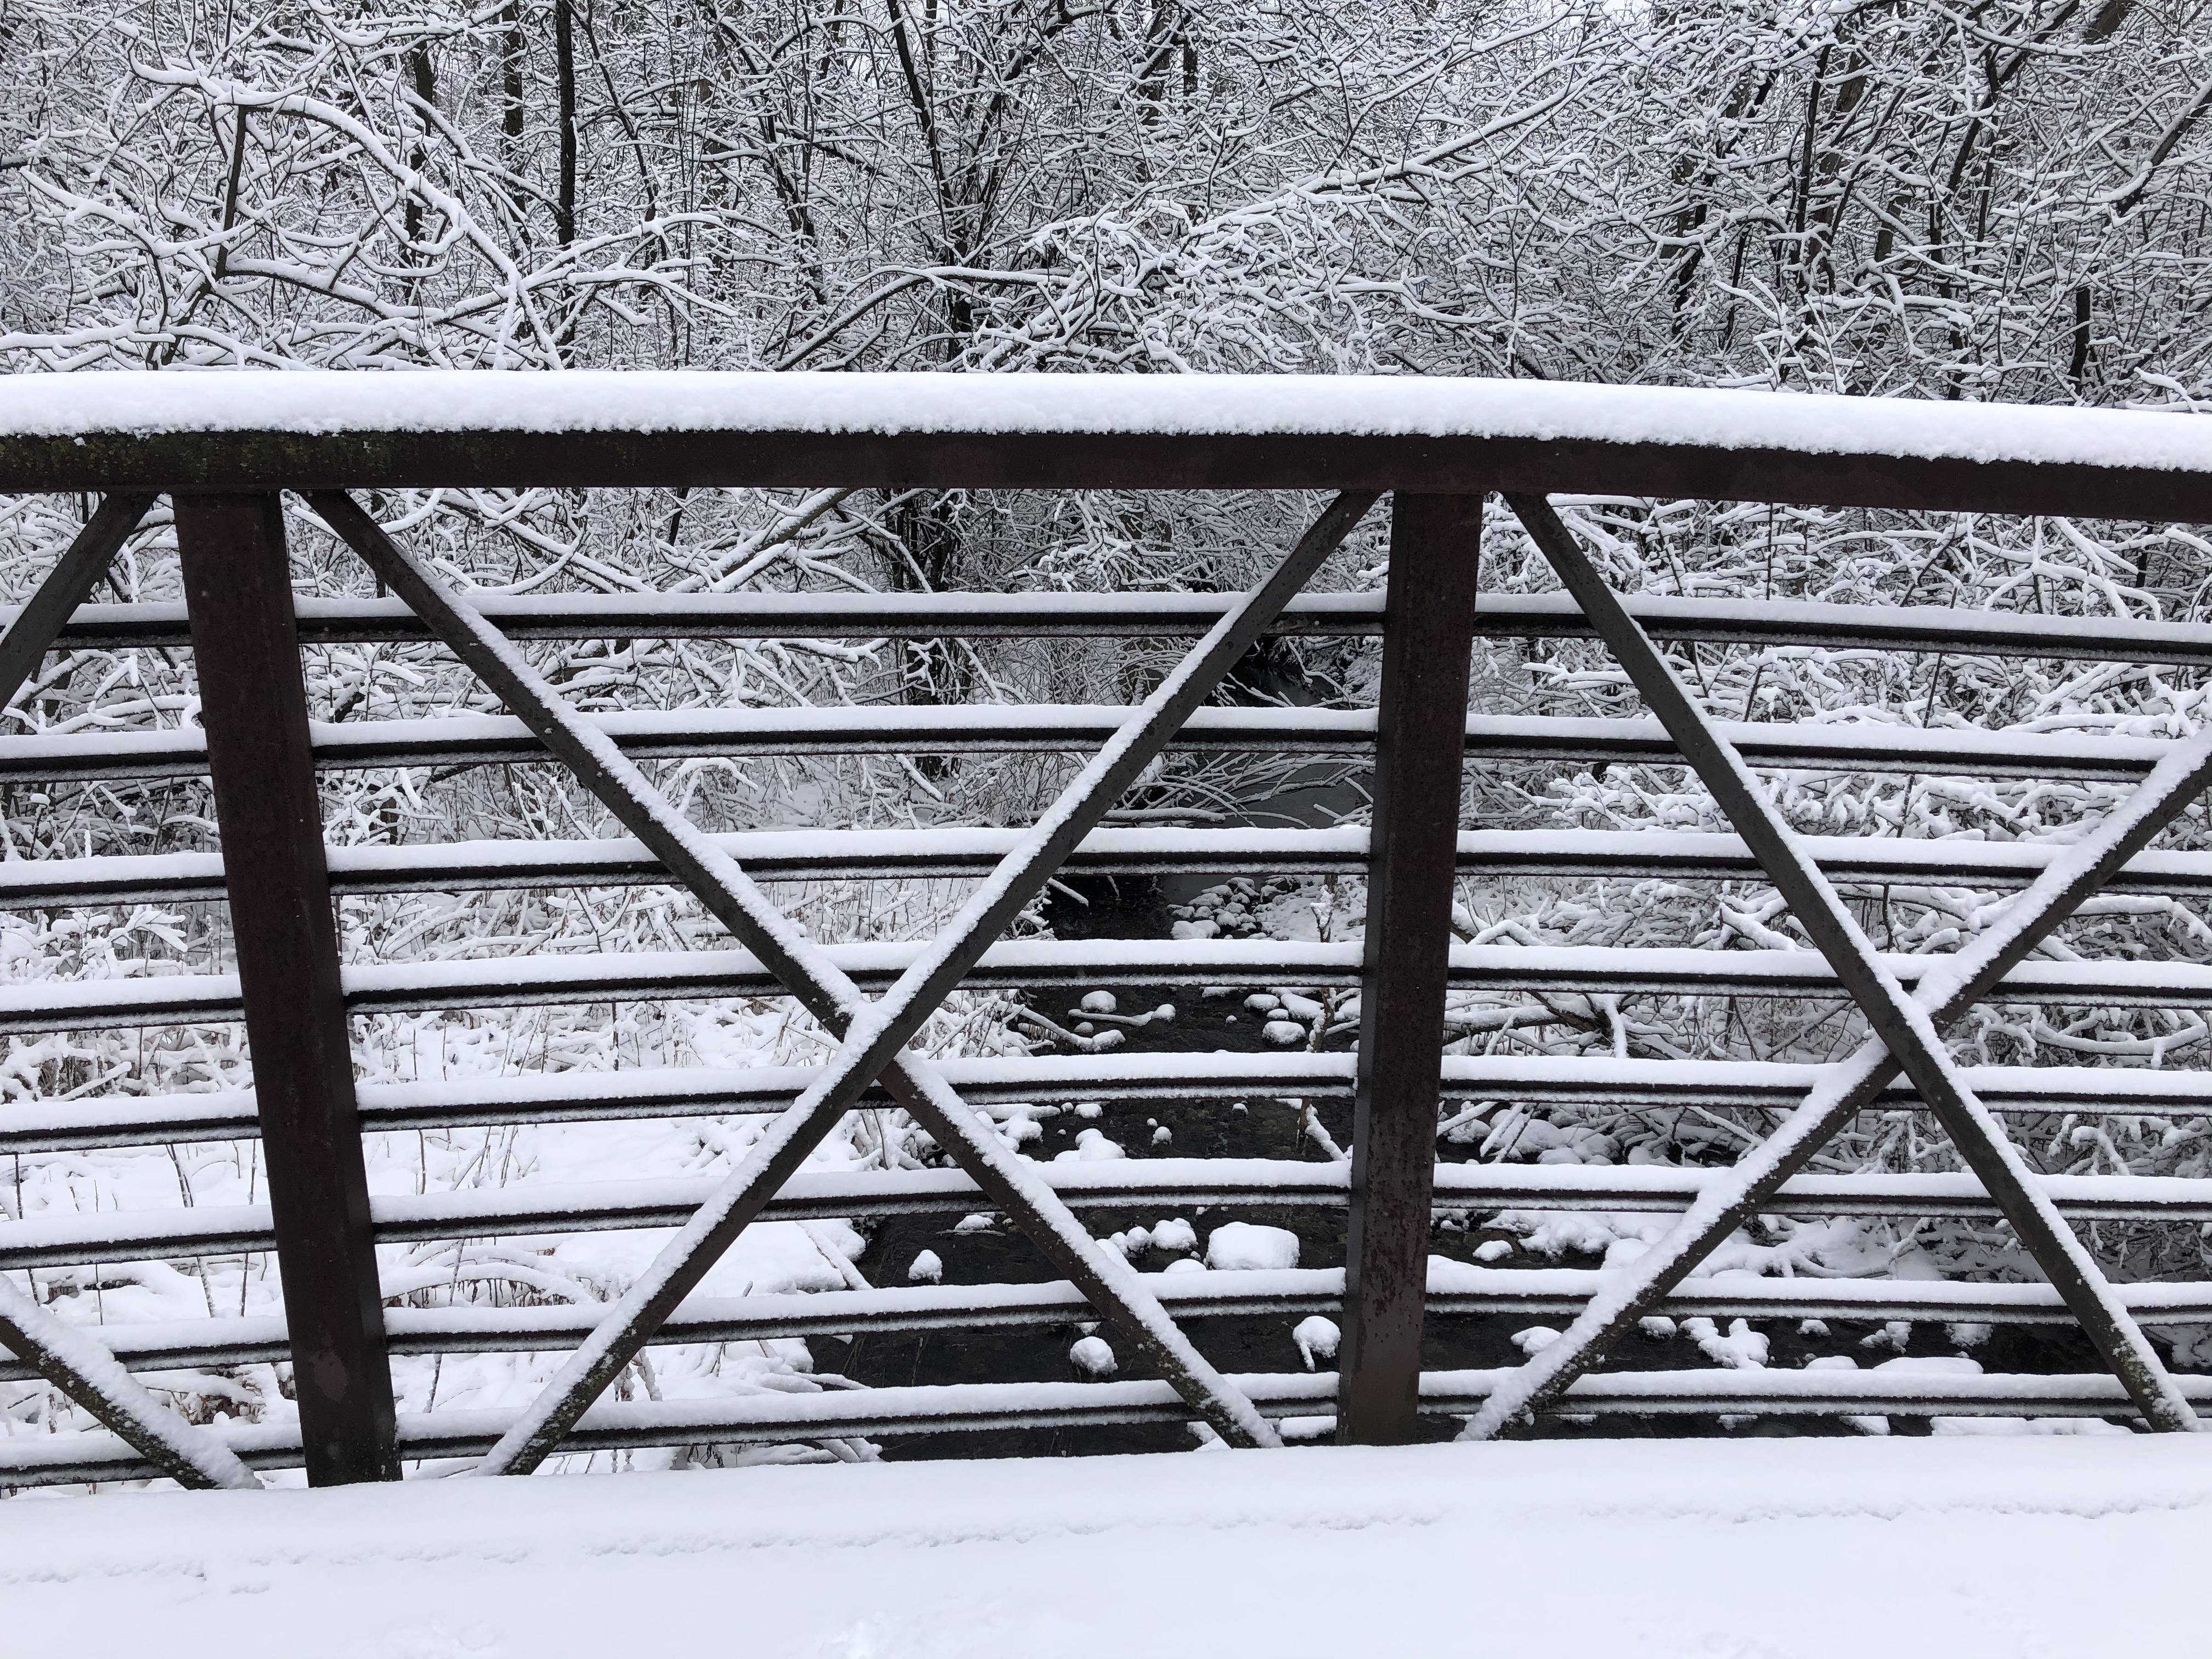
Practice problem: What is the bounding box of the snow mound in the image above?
[1151,1218,1197,1253]
[1069,1336,1116,1378]
[1054,1127,1127,1162]
[1293,1316,1341,1370]
[1205,1222,1300,1271]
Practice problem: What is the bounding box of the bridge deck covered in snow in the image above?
[11,1435,2212,1658]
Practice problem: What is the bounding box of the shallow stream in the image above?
[815,672,2107,1458]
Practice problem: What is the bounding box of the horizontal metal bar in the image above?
[60,593,1392,648]
[19,824,2212,912]
[5,1364,2202,1487]
[8,371,2212,519]
[37,590,2212,668]
[8,1267,2205,1386]
[9,1049,2208,1157]
[323,939,2212,1017]
[7,937,2212,1039]
[7,1162,2207,1272]
[0,708,2174,786]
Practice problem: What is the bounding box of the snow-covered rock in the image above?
[1054,1127,1126,1161]
[1069,1336,1117,1377]
[1205,1222,1300,1270]
[1871,1355,1983,1377]
[1293,1316,1340,1370]
[1105,1226,1152,1259]
[1151,1217,1197,1253]
[1685,1317,1770,1369]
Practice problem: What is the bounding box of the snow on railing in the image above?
[0,705,2190,786]
[3,376,2211,1489]
[0,373,2208,478]
[10,936,2212,1041]
[7,1163,2212,1279]
[31,588,2212,665]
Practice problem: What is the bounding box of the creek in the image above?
[816,670,2107,1459]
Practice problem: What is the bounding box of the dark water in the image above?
[815,667,2115,1457]
[822,867,2110,1459]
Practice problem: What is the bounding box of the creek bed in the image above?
[815,867,2113,1459]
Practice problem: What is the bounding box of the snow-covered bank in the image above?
[8,1436,2210,1657]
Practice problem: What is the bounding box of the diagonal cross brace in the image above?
[313,489,1379,1466]
[1467,707,2212,1438]
[0,494,258,1491]
[0,494,153,714]
[0,1272,259,1490]
[1469,493,2202,1436]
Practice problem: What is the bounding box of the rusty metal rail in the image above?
[10,1271,2212,1388]
[18,1364,2212,1490]
[5,374,2212,1486]
[8,1162,2211,1278]
[38,586,2212,664]
[0,706,2187,784]
[15,825,2212,910]
[8,939,2212,1039]
[7,1053,2208,1158]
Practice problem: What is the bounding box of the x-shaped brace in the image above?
[313,489,1381,1469]
[1467,494,2205,1437]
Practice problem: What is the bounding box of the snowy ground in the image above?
[8,1436,2210,1658]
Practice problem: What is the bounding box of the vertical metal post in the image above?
[174,493,399,1486]
[1339,493,1483,1445]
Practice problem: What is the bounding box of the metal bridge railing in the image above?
[3,373,2212,1489]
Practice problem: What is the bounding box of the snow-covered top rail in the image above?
[2,371,2208,514]
[7,371,2208,461]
